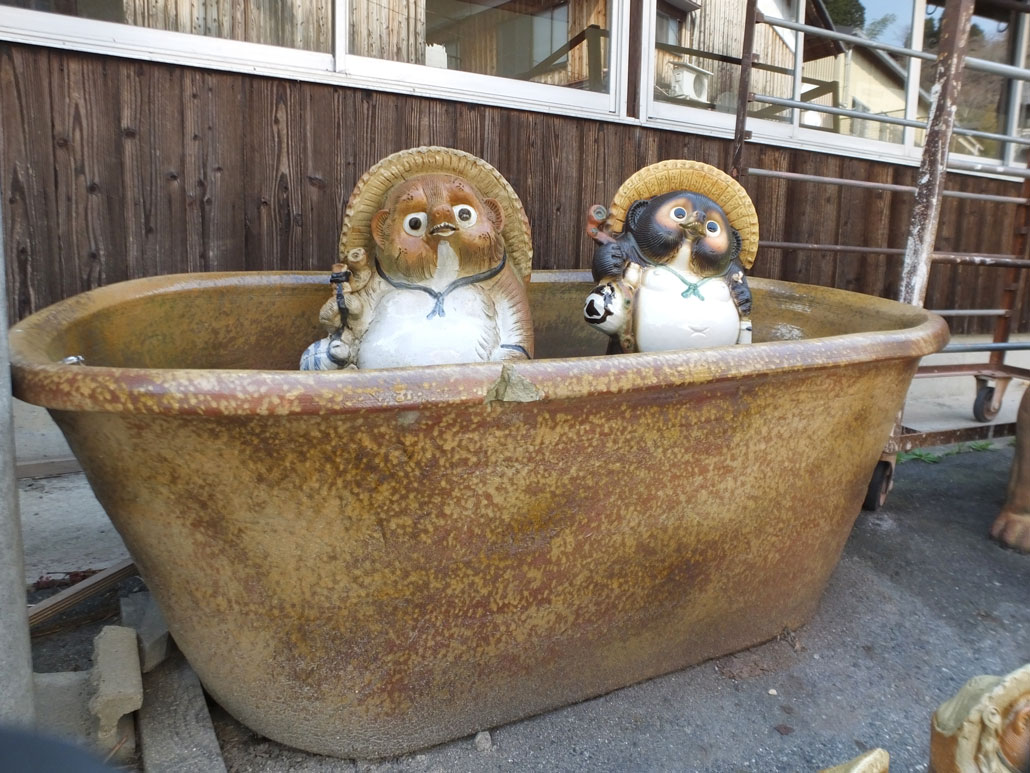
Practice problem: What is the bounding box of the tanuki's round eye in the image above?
[706,220,722,235]
[670,206,689,222]
[403,213,428,237]
[453,204,477,226]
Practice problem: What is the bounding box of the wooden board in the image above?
[138,649,227,773]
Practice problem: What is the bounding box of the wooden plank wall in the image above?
[122,0,333,52]
[1,42,1024,333]
[351,0,425,62]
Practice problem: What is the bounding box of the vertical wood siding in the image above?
[123,0,333,52]
[1,43,1025,334]
[351,0,426,62]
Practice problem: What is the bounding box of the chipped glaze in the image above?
[9,271,948,759]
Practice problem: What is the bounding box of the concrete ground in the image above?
[13,336,1030,772]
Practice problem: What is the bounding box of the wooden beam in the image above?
[900,0,976,306]
[28,558,137,628]
[16,457,81,480]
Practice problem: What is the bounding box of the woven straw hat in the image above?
[339,146,533,281]
[606,159,759,269]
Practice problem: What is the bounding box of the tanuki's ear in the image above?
[483,198,505,232]
[371,209,390,249]
[627,198,650,233]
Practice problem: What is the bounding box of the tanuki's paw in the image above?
[990,509,1030,553]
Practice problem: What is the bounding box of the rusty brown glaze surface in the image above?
[9,272,947,758]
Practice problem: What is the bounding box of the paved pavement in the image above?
[12,336,1030,771]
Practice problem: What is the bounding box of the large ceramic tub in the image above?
[9,271,947,758]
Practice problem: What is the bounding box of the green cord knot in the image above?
[654,264,711,300]
[679,281,705,301]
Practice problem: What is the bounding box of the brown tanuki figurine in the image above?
[300,147,533,370]
[992,388,1030,552]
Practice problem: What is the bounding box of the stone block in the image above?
[33,625,143,765]
[88,625,143,762]
[120,591,170,673]
[138,649,226,772]
[33,671,91,743]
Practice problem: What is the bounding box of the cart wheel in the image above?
[973,385,999,423]
[863,460,894,511]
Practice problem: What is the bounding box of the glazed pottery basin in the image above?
[9,271,948,758]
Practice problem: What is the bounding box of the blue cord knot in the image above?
[427,297,447,319]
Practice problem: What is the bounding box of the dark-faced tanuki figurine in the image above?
[300,147,534,370]
[583,159,759,353]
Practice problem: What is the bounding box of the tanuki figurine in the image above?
[301,147,534,370]
[583,159,759,354]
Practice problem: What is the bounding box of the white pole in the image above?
[0,197,36,726]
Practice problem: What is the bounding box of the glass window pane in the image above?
[351,0,611,94]
[803,0,915,143]
[922,4,1018,160]
[652,0,797,121]
[0,0,332,52]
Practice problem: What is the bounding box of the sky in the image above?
[859,0,916,45]
[857,0,1008,46]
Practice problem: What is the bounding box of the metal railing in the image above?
[734,0,1030,457]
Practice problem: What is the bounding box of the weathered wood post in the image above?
[899,0,975,306]
[0,198,36,726]
[730,0,758,180]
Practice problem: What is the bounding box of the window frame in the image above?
[1,0,1028,176]
[1,2,630,121]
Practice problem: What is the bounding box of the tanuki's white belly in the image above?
[634,265,739,352]
[357,286,496,369]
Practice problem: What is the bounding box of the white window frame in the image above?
[0,1,629,121]
[641,0,932,164]
[639,0,1030,173]
[0,0,1027,176]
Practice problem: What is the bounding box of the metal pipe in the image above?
[943,342,1030,352]
[951,124,1030,147]
[752,94,920,128]
[745,168,1027,204]
[746,169,923,194]
[757,12,936,62]
[931,253,1030,267]
[751,93,1030,148]
[0,196,35,726]
[946,158,1030,178]
[758,241,1030,268]
[759,240,904,254]
[758,12,1030,81]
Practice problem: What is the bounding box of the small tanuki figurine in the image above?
[300,147,534,370]
[582,159,759,353]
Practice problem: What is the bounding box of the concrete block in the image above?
[89,625,143,762]
[139,649,226,772]
[33,671,91,743]
[33,626,143,764]
[120,591,170,673]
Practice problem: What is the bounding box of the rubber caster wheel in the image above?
[973,385,998,423]
[863,460,894,511]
